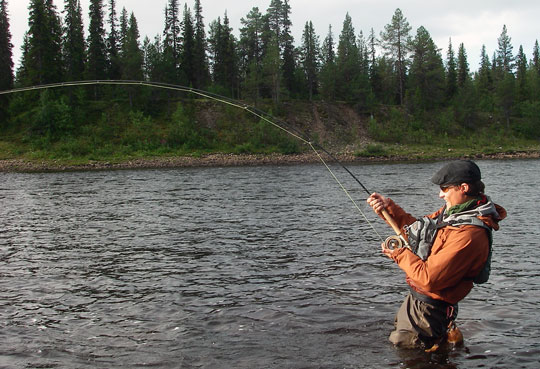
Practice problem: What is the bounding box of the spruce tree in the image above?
[496,25,514,75]
[22,0,63,85]
[0,0,13,90]
[180,4,195,86]
[86,0,108,81]
[380,8,412,105]
[239,7,264,102]
[209,13,238,97]
[446,38,457,99]
[164,0,181,66]
[319,25,336,100]
[193,0,210,89]
[300,21,319,100]
[281,0,296,95]
[107,0,121,79]
[408,26,445,111]
[532,40,540,75]
[515,45,528,103]
[457,43,470,88]
[121,12,143,81]
[336,13,360,100]
[63,0,86,82]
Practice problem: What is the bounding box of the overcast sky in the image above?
[7,0,540,72]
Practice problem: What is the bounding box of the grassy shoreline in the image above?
[1,146,539,173]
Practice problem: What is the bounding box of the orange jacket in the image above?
[382,199,507,305]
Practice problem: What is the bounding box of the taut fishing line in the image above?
[0,80,384,243]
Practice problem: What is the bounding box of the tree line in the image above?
[1,0,539,143]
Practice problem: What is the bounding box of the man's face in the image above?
[439,183,469,208]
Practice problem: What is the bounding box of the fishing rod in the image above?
[0,80,406,246]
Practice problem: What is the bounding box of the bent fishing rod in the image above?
[0,79,407,247]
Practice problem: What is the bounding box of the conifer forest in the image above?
[0,0,539,161]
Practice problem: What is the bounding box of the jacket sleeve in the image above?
[378,198,418,230]
[391,225,489,293]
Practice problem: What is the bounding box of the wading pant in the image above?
[389,292,458,349]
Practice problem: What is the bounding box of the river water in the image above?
[0,159,538,368]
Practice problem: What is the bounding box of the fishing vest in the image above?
[404,211,493,284]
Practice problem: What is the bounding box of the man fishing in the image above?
[366,160,506,350]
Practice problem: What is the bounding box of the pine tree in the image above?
[532,40,540,75]
[515,45,528,103]
[446,38,457,99]
[280,0,295,95]
[319,25,336,100]
[193,0,210,89]
[22,0,63,85]
[408,26,445,111]
[300,21,319,100]
[86,0,108,81]
[265,0,284,101]
[209,13,238,97]
[239,7,264,101]
[163,0,181,67]
[0,0,13,90]
[336,13,360,100]
[380,8,412,104]
[180,4,195,86]
[496,25,514,75]
[63,0,86,82]
[457,43,469,88]
[121,12,143,81]
[107,0,121,79]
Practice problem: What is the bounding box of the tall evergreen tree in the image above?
[193,0,210,88]
[380,8,412,104]
[530,40,540,101]
[408,26,445,111]
[121,12,143,80]
[319,25,336,100]
[180,4,195,86]
[63,0,86,82]
[496,25,514,75]
[209,13,238,97]
[445,38,457,99]
[0,0,13,90]
[300,21,319,100]
[86,0,108,81]
[107,0,121,79]
[22,0,63,85]
[457,43,469,88]
[336,13,360,100]
[163,0,181,67]
[532,40,540,75]
[121,12,143,106]
[280,0,296,95]
[239,7,264,101]
[515,45,528,103]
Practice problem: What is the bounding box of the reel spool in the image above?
[384,235,405,250]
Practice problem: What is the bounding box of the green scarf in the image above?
[446,197,480,216]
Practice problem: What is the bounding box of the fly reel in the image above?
[384,235,405,250]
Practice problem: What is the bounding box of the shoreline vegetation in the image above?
[1,149,538,173]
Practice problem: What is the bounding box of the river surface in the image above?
[0,159,539,368]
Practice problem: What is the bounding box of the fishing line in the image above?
[0,80,384,242]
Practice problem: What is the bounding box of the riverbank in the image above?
[1,150,539,172]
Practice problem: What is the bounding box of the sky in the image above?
[6,0,540,72]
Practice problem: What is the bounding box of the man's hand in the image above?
[367,193,389,214]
